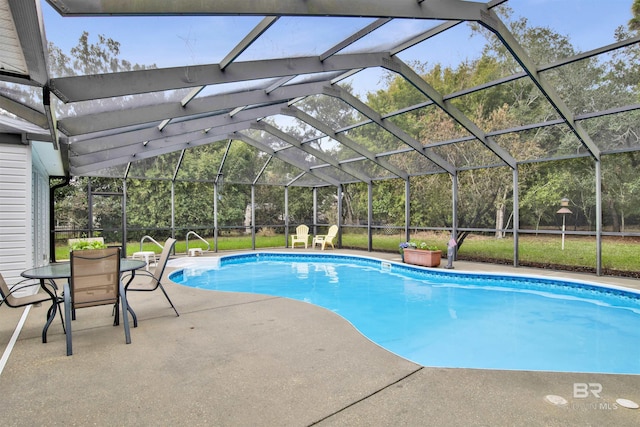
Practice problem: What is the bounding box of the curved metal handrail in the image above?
[186,231,210,253]
[139,235,164,252]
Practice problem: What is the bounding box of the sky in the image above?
[39,0,635,97]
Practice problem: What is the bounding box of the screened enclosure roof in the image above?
[1,1,640,185]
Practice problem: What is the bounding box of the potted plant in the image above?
[398,241,416,262]
[399,241,442,267]
[70,239,107,251]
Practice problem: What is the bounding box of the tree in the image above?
[519,163,571,231]
[602,152,640,232]
[630,0,640,31]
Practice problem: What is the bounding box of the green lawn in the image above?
[55,232,640,275]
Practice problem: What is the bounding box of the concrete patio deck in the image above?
[2,249,640,426]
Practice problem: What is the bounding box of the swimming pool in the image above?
[168,252,640,374]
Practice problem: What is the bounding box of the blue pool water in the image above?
[169,252,640,374]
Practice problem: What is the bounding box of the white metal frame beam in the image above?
[58,81,330,136]
[46,0,487,21]
[479,10,601,160]
[49,52,389,102]
[8,0,57,147]
[255,121,386,182]
[324,85,456,175]
[386,56,517,169]
[279,106,407,180]
[231,131,340,186]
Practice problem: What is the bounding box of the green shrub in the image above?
[70,240,107,251]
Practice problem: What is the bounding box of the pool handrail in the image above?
[139,235,164,252]
[186,231,210,253]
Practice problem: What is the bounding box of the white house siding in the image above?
[0,144,33,283]
[31,146,50,269]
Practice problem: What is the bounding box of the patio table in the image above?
[21,259,147,344]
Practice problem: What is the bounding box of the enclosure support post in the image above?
[337,185,343,248]
[251,185,256,250]
[171,181,175,240]
[595,158,602,276]
[122,179,127,257]
[367,182,373,252]
[313,187,318,236]
[451,173,458,261]
[284,186,289,247]
[405,179,410,242]
[513,168,519,267]
[88,179,93,237]
[213,181,218,252]
[171,150,184,242]
[214,140,231,252]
